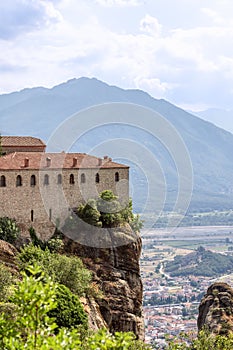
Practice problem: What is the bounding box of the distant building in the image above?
[0,136,129,238]
[1,136,46,154]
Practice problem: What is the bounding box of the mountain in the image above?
[194,108,233,135]
[1,77,233,212]
[164,246,233,277]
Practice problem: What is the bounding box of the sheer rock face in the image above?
[0,240,17,268]
[62,223,145,340]
[198,282,233,335]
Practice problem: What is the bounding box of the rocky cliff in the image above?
[198,282,233,335]
[0,220,145,340]
[0,240,17,268]
[62,223,145,340]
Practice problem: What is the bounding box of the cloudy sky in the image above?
[1,0,233,111]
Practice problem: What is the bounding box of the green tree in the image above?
[0,217,20,244]
[75,190,143,231]
[77,199,102,227]
[97,190,123,227]
[0,265,151,349]
[29,227,64,252]
[0,264,84,349]
[48,284,88,330]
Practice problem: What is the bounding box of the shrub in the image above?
[0,266,151,349]
[83,328,151,349]
[77,199,102,227]
[29,227,64,252]
[0,263,14,302]
[0,217,20,244]
[18,244,92,296]
[48,284,88,330]
[165,330,233,350]
[75,190,144,231]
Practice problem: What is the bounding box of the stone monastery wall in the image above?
[0,137,129,239]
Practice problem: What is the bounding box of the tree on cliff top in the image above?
[76,190,143,231]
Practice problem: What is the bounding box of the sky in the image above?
[1,0,233,112]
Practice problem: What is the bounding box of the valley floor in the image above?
[141,226,233,346]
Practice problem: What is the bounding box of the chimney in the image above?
[98,158,102,166]
[46,157,51,167]
[103,156,111,162]
[24,157,29,167]
[73,157,78,167]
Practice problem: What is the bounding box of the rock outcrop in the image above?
[0,239,17,268]
[62,223,145,340]
[198,282,233,335]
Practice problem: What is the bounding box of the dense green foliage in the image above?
[29,227,64,252]
[164,330,233,350]
[83,328,151,349]
[48,284,88,330]
[77,198,102,227]
[164,246,233,277]
[0,265,151,349]
[76,190,143,230]
[0,217,20,244]
[18,244,92,296]
[0,263,14,302]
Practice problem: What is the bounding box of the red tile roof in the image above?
[1,136,45,147]
[0,152,129,170]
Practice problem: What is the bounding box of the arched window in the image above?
[95,173,100,183]
[69,174,75,184]
[115,172,119,182]
[81,173,86,184]
[31,210,34,222]
[0,175,6,187]
[44,174,49,185]
[30,175,36,187]
[57,174,62,185]
[16,175,22,187]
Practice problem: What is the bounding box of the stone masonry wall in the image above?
[0,167,129,239]
[3,146,45,154]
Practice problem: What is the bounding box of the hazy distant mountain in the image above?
[194,108,233,135]
[1,77,233,212]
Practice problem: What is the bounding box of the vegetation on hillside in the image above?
[163,330,233,350]
[18,243,92,296]
[0,207,147,349]
[0,263,151,349]
[150,210,233,228]
[0,217,20,244]
[164,246,233,277]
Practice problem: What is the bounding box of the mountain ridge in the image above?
[1,77,233,212]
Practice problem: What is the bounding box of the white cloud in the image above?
[1,0,233,110]
[140,15,162,37]
[201,7,225,25]
[134,77,175,98]
[95,0,142,7]
[0,0,62,39]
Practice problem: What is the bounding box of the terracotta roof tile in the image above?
[0,152,129,170]
[1,136,45,147]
